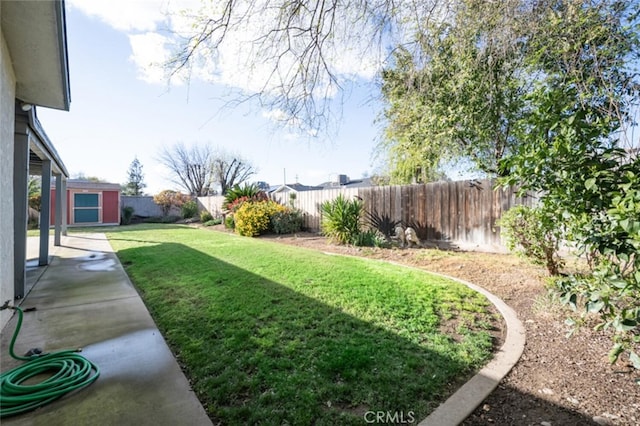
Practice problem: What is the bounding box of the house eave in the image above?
[1,0,71,110]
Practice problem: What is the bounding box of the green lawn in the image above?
[26,229,53,236]
[104,224,496,424]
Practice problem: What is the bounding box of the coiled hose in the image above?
[0,305,100,418]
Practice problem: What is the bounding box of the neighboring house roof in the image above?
[2,0,71,110]
[317,177,375,189]
[270,183,323,193]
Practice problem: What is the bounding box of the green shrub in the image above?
[200,210,214,223]
[352,229,390,248]
[234,200,285,237]
[271,209,304,234]
[225,215,235,229]
[203,218,222,226]
[320,195,364,245]
[498,205,563,275]
[121,206,135,225]
[153,190,189,216]
[143,215,181,224]
[181,200,198,219]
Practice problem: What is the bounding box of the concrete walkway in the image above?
[1,234,212,426]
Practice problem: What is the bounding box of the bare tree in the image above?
[165,0,448,133]
[212,151,257,194]
[158,143,215,196]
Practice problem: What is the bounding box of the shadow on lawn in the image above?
[115,239,597,426]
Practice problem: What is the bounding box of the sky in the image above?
[37,0,385,195]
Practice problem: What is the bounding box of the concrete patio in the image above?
[0,234,212,425]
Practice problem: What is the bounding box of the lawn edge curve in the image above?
[322,252,526,426]
[415,270,525,426]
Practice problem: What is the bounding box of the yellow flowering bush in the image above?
[234,200,286,237]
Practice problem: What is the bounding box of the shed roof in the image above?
[54,179,121,191]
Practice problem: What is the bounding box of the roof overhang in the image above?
[16,103,69,178]
[1,0,70,110]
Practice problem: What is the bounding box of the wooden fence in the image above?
[197,179,537,251]
[289,179,536,250]
[196,195,225,219]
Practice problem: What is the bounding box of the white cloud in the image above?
[71,0,384,102]
[128,33,172,84]
[69,0,169,32]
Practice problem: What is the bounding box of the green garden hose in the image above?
[0,305,100,418]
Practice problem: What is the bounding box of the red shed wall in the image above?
[102,191,120,224]
[50,189,118,225]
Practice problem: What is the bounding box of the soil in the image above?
[205,225,640,425]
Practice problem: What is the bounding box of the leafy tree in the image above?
[500,0,640,368]
[122,157,146,196]
[158,143,215,196]
[378,0,532,183]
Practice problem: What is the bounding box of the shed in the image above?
[51,180,121,226]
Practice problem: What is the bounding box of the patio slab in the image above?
[1,233,212,425]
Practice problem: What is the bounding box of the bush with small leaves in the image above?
[225,215,235,229]
[498,205,564,275]
[143,215,181,224]
[121,206,135,225]
[200,210,213,223]
[153,190,190,216]
[271,208,304,234]
[234,200,285,237]
[181,200,198,219]
[353,229,390,248]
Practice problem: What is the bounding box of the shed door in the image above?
[74,193,100,223]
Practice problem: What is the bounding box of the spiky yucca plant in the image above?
[320,195,364,244]
[223,183,267,211]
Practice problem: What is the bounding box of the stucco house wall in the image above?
[1,0,71,330]
[0,21,17,329]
